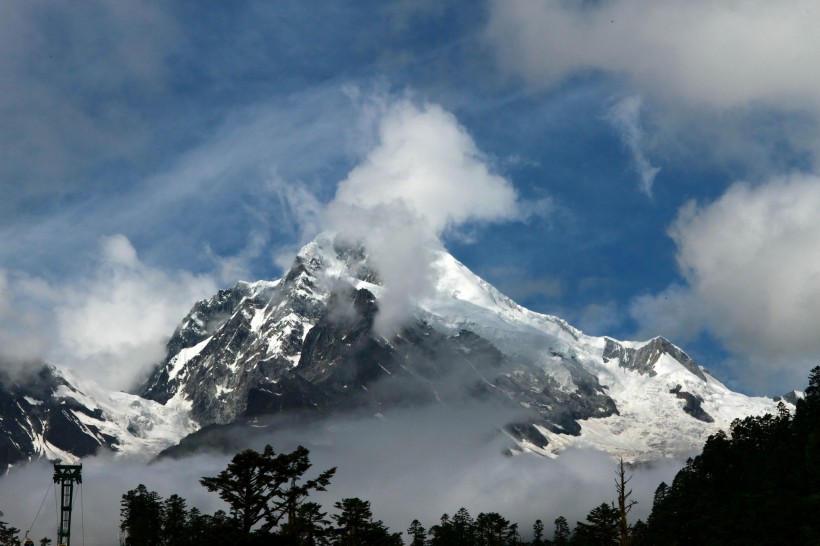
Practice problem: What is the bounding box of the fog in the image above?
[1,402,686,544]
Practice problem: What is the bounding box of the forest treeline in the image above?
[1,367,818,545]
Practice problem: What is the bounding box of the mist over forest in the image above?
[1,401,684,546]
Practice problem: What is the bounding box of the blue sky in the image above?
[1,0,819,395]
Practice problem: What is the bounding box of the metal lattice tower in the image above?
[53,464,82,546]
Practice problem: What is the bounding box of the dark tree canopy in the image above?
[332,497,401,546]
[572,503,619,546]
[105,366,819,546]
[645,367,820,545]
[199,444,335,537]
[120,484,164,546]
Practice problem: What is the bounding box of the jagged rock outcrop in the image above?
[603,337,707,381]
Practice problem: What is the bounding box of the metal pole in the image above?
[53,464,82,546]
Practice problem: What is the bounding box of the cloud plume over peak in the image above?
[333,100,519,236]
[325,99,522,335]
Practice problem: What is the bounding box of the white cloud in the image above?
[607,96,661,197]
[334,100,519,235]
[52,235,218,390]
[630,174,820,391]
[486,0,820,111]
[326,99,522,336]
[629,284,707,344]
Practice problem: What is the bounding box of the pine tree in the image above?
[332,498,401,546]
[451,507,474,546]
[186,507,211,545]
[200,444,335,537]
[289,501,332,546]
[474,512,516,546]
[427,514,450,546]
[162,493,189,546]
[629,520,647,546]
[270,445,336,537]
[407,519,426,546]
[531,519,544,546]
[200,446,278,535]
[573,503,619,546]
[333,497,373,546]
[120,484,164,546]
[552,516,570,545]
[0,511,20,546]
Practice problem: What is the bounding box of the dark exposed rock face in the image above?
[0,364,117,469]
[493,366,619,436]
[670,384,714,423]
[774,391,803,405]
[138,240,622,452]
[603,337,707,381]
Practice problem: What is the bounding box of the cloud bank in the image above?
[486,0,820,111]
[484,0,820,193]
[631,174,820,390]
[0,235,217,390]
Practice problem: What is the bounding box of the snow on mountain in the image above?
[0,364,194,469]
[136,232,782,463]
[413,246,780,461]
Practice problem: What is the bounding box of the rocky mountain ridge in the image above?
[138,233,782,462]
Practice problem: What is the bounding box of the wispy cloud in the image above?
[485,0,820,176]
[0,0,179,215]
[607,96,661,197]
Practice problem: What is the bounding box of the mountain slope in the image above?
[139,233,781,462]
[0,363,194,469]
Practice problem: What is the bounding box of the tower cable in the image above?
[26,480,54,540]
[80,482,85,546]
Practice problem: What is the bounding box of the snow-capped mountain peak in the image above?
[134,233,781,463]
